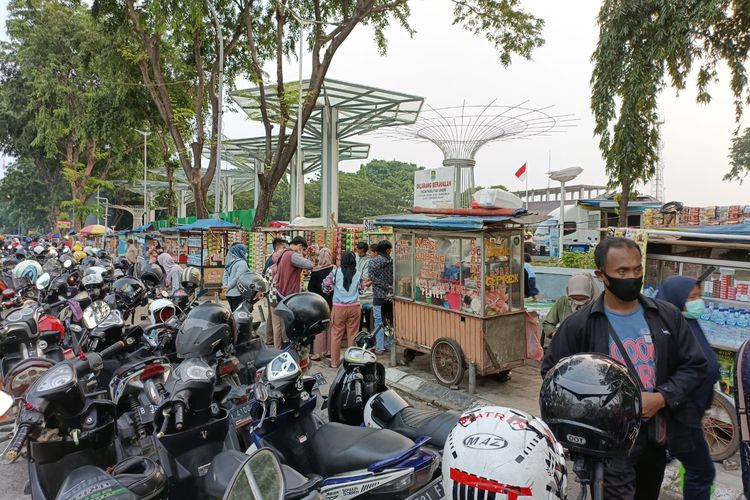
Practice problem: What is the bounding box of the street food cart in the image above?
[373,212,546,390]
[641,225,750,461]
[161,219,239,289]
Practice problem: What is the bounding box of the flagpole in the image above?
[525,162,529,210]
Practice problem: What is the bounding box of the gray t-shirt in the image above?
[605,305,656,390]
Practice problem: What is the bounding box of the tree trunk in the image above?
[253,177,274,228]
[618,180,631,227]
[71,182,85,229]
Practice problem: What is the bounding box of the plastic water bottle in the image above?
[700,302,713,321]
[727,309,738,327]
[738,312,748,329]
[715,305,727,325]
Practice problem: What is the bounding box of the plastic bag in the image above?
[525,311,544,361]
[472,188,524,209]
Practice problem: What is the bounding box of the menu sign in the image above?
[414,167,455,208]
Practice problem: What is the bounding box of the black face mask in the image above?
[602,272,642,302]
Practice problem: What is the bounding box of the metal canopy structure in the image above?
[379,101,576,207]
[231,79,423,225]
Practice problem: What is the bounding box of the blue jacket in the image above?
[656,275,720,412]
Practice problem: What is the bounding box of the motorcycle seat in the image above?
[387,407,461,449]
[310,422,416,476]
[283,464,322,500]
[54,458,166,500]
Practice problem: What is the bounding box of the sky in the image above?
[1,0,748,206]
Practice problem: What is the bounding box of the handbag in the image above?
[607,323,667,446]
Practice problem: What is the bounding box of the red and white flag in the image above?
[514,162,527,182]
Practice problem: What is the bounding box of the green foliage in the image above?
[558,250,596,270]
[591,0,750,220]
[727,127,750,183]
[0,160,69,233]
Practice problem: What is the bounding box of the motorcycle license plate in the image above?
[312,372,326,389]
[229,401,254,428]
[406,478,445,500]
[138,404,159,424]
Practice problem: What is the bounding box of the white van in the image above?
[533,206,600,256]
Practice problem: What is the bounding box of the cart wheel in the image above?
[403,349,416,363]
[430,337,465,387]
[703,391,739,462]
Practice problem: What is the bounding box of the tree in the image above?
[92,0,250,219]
[244,0,544,227]
[0,0,151,228]
[591,0,750,226]
[0,161,68,233]
[727,127,750,183]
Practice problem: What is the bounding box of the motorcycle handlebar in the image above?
[42,298,67,312]
[174,402,185,431]
[5,424,29,460]
[99,340,126,360]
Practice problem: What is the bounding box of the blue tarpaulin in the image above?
[162,218,239,232]
[673,224,750,237]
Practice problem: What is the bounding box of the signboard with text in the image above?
[414,167,455,208]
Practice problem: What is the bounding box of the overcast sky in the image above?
[2,0,748,205]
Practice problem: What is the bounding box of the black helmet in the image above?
[176,302,235,358]
[540,353,642,458]
[275,292,330,342]
[236,272,267,303]
[112,277,147,309]
[180,267,201,289]
[115,256,131,270]
[96,249,108,260]
[172,288,189,310]
[49,275,69,299]
[81,256,97,268]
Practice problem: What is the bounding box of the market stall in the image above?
[642,225,750,461]
[161,219,240,289]
[373,212,546,391]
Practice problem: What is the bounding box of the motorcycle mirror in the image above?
[0,391,13,416]
[63,259,72,269]
[254,382,268,403]
[36,272,50,291]
[222,448,284,500]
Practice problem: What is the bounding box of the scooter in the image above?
[327,331,460,456]
[246,350,438,500]
[2,338,167,500]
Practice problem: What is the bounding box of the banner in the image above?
[414,167,455,209]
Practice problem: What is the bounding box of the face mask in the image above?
[602,272,643,302]
[568,298,590,312]
[683,299,706,319]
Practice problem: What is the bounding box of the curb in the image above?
[385,366,745,498]
[385,367,488,412]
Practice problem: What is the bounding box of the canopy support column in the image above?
[320,105,339,227]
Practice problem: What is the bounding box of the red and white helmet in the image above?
[149,298,176,324]
[442,406,567,500]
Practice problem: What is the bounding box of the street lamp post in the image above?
[205,0,224,217]
[286,7,310,220]
[548,167,583,260]
[135,129,151,225]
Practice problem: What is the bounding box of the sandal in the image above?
[329,363,339,369]
[324,352,332,359]
[310,354,322,362]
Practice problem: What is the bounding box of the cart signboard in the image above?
[414,167,455,209]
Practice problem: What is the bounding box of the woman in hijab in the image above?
[542,273,599,346]
[656,275,719,500]
[157,252,182,294]
[222,243,249,311]
[307,246,335,361]
[323,251,366,368]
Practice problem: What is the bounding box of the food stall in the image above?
[641,224,750,461]
[373,212,546,391]
[161,219,240,289]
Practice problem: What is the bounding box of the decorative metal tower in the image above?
[651,119,666,202]
[379,101,575,207]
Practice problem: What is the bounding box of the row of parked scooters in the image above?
[0,244,643,500]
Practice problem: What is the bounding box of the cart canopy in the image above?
[373,211,548,231]
[162,218,239,232]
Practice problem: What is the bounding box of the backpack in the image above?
[266,249,293,305]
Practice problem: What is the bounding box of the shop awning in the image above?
[373,212,548,230]
[578,199,662,212]
[162,218,239,232]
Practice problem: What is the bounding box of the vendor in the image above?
[542,273,599,346]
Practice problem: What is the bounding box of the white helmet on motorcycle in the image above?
[442,406,567,500]
[47,247,58,258]
[149,298,177,324]
[81,266,106,287]
[12,259,43,288]
[33,245,46,257]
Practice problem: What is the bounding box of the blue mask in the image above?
[683,299,705,319]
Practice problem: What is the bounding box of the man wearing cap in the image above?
[542,273,600,346]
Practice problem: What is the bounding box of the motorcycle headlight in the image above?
[267,352,300,383]
[32,362,75,396]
